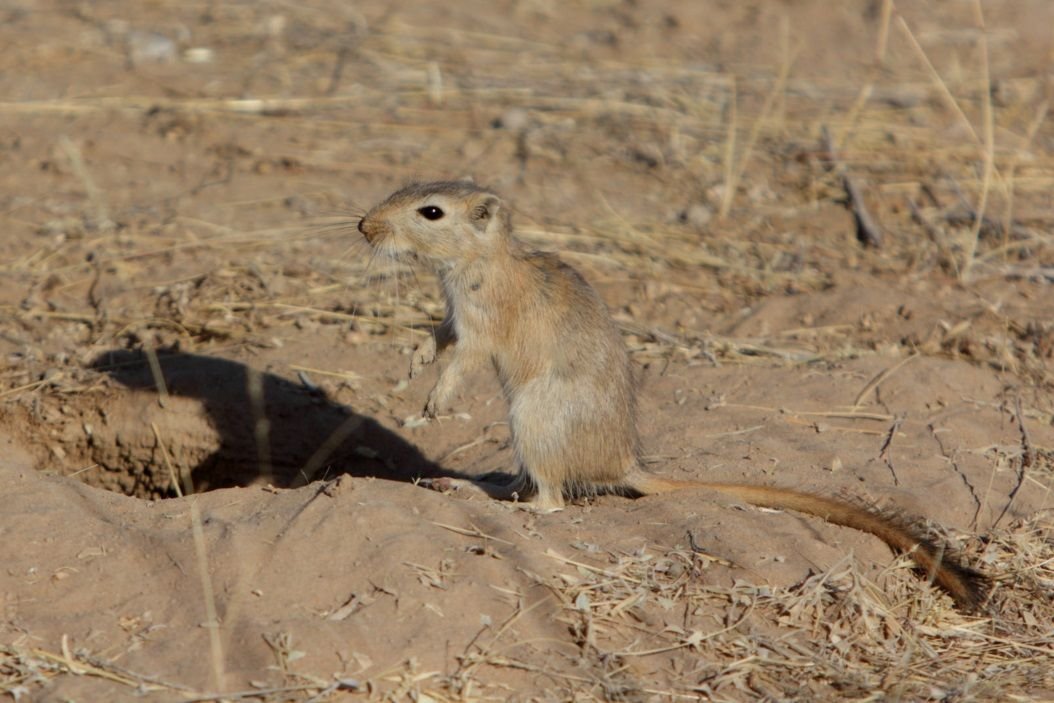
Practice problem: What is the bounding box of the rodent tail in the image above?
[627,472,989,611]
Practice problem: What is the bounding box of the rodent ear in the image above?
[468,194,502,235]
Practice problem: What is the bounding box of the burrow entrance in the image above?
[6,349,439,499]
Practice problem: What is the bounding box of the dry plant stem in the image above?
[719,48,795,218]
[1013,395,1035,470]
[294,413,366,487]
[183,682,327,702]
[992,397,1034,528]
[0,95,371,116]
[151,422,184,498]
[23,644,187,692]
[143,347,169,409]
[1001,100,1050,256]
[190,497,227,693]
[723,403,891,422]
[945,198,1032,244]
[852,352,918,407]
[0,377,50,399]
[451,598,551,692]
[833,0,893,149]
[928,423,983,528]
[78,654,198,694]
[908,197,964,270]
[719,77,737,219]
[686,531,734,565]
[820,125,883,247]
[960,0,995,283]
[894,13,1007,199]
[57,135,110,229]
[246,367,274,484]
[431,521,515,546]
[3,6,1050,697]
[878,414,904,486]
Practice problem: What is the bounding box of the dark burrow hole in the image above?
[24,349,441,500]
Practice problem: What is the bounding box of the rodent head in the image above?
[358,180,510,267]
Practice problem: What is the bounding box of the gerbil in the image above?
[357,180,987,610]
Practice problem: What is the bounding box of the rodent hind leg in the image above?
[473,460,564,511]
[527,480,564,512]
[480,473,563,512]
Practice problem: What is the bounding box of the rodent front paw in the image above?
[409,337,438,379]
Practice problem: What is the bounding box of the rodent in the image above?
[357,180,988,610]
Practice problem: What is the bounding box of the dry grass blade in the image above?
[431,521,515,546]
[0,644,196,695]
[719,45,795,218]
[190,498,227,693]
[3,2,1052,701]
[959,0,996,282]
[852,353,919,407]
[532,515,1054,700]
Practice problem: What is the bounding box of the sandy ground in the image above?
[2,1,1053,701]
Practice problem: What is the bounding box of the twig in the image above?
[545,549,644,585]
[686,531,734,565]
[246,367,274,485]
[189,498,226,691]
[432,521,516,546]
[999,265,1054,283]
[992,396,1035,530]
[946,178,1030,241]
[907,198,944,244]
[32,643,160,690]
[1013,396,1035,470]
[80,654,198,694]
[143,347,169,409]
[877,414,904,486]
[853,353,919,407]
[720,46,796,219]
[294,413,366,487]
[151,422,185,498]
[894,13,1005,195]
[58,136,112,231]
[960,0,994,283]
[820,125,882,247]
[928,424,982,528]
[184,683,333,702]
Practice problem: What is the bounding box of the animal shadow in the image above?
[89,348,442,493]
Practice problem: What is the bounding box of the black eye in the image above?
[417,206,444,221]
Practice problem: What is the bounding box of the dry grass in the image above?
[1,0,1053,700]
[523,513,1054,701]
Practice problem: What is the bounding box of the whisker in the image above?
[312,202,367,218]
[298,220,364,236]
[337,243,360,262]
[392,241,402,334]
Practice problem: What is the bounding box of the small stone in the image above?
[492,108,529,131]
[126,31,178,64]
[682,203,712,230]
[183,47,214,64]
